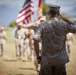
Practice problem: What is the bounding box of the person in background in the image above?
[0,26,7,56]
[66,33,74,56]
[23,28,30,60]
[24,16,46,71]
[15,24,27,60]
[33,5,76,75]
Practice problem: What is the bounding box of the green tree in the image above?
[9,20,16,28]
[42,2,48,15]
[42,2,49,19]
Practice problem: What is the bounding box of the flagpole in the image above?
[30,13,33,23]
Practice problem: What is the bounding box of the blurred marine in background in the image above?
[24,16,46,71]
[15,24,27,60]
[0,26,7,56]
[66,33,74,56]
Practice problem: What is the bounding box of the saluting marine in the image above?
[33,5,76,75]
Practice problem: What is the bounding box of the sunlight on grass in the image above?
[0,30,76,75]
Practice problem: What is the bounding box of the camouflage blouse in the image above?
[33,18,76,67]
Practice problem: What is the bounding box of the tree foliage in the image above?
[42,2,48,15]
[42,2,49,19]
[9,20,16,28]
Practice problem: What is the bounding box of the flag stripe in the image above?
[20,2,34,13]
[16,0,34,25]
[16,12,32,23]
[17,15,30,24]
[17,8,34,18]
[17,10,31,19]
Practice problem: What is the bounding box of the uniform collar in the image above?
[49,17,58,21]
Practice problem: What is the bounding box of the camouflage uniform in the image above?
[33,18,76,75]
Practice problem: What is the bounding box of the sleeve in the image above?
[33,24,42,42]
[32,23,38,30]
[67,23,76,33]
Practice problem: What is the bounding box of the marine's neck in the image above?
[49,17,58,20]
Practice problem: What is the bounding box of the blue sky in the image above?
[0,0,76,25]
[46,0,76,12]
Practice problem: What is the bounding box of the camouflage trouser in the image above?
[39,64,66,75]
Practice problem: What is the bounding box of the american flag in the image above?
[16,0,34,25]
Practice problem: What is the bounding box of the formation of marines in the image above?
[0,6,75,73]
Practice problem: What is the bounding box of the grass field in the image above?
[0,30,76,75]
[66,34,76,75]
